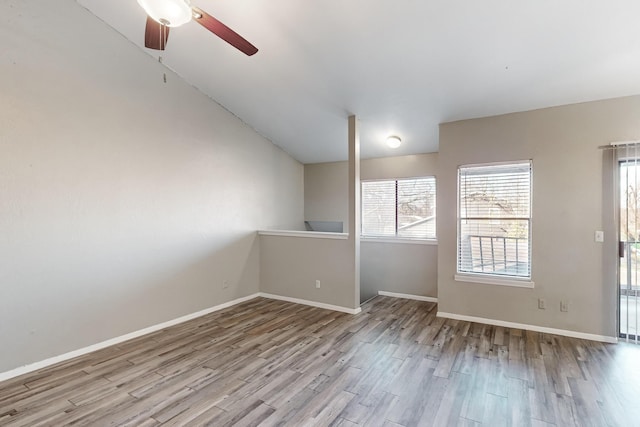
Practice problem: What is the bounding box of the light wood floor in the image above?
[1,296,640,426]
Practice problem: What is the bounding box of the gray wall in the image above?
[304,154,439,301]
[1,0,303,373]
[438,95,640,338]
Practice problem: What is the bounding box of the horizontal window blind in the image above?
[458,161,531,278]
[362,180,396,236]
[397,178,436,238]
[362,177,436,239]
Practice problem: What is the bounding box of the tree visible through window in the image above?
[457,161,532,279]
[361,177,436,239]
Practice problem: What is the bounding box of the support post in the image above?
[348,115,361,308]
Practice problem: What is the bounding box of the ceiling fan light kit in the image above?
[137,0,192,27]
[137,0,258,55]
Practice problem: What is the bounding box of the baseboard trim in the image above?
[0,293,261,383]
[437,311,618,344]
[378,291,438,303]
[1,292,362,382]
[258,292,361,314]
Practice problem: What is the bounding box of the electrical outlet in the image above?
[223,280,229,289]
[560,301,569,312]
[538,298,546,309]
[315,280,321,289]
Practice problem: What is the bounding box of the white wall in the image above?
[304,154,439,301]
[438,95,640,338]
[0,0,303,373]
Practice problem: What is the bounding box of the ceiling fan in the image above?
[136,0,258,55]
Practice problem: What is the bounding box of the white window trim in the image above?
[361,236,437,245]
[361,176,437,241]
[454,273,534,288]
[456,160,533,285]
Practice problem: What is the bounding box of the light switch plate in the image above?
[595,230,604,243]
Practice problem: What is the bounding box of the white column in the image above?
[348,115,361,308]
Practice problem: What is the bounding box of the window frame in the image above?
[360,176,437,242]
[455,160,534,287]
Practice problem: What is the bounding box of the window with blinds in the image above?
[457,161,532,279]
[362,177,436,239]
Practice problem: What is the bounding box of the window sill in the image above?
[361,237,437,245]
[454,273,534,288]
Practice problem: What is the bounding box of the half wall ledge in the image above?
[258,230,348,240]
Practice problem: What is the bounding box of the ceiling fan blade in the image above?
[192,7,258,56]
[144,16,170,50]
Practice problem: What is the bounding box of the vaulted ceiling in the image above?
[77,0,640,163]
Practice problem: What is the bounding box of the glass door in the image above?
[620,159,640,340]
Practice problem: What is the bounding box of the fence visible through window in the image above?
[461,235,529,276]
[457,161,532,280]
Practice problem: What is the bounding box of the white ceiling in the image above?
[77,0,640,164]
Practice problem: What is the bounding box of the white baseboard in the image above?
[378,291,438,303]
[437,311,618,344]
[0,293,261,383]
[1,292,363,383]
[259,292,361,314]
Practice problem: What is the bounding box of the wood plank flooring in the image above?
[1,296,640,426]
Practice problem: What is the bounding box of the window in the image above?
[457,161,532,281]
[361,177,436,239]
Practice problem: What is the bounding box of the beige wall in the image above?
[259,235,357,309]
[361,242,437,301]
[361,154,439,180]
[261,117,361,311]
[304,154,439,301]
[438,95,640,338]
[0,0,303,373]
[305,162,348,231]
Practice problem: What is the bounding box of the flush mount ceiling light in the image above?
[386,135,402,148]
[137,0,193,27]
